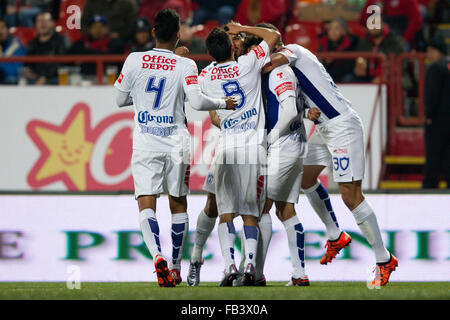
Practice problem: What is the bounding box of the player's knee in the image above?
[204,193,218,218]
[219,213,234,223]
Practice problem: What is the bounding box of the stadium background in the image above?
[0,0,449,284]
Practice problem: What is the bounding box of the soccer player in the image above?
[187,32,247,287]
[198,24,280,286]
[267,41,398,286]
[114,9,236,287]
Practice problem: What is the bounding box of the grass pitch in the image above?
[0,282,448,300]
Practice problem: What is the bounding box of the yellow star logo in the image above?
[27,104,93,190]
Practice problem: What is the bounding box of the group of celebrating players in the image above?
[114,9,398,288]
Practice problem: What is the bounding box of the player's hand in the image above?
[307,107,321,121]
[262,61,274,74]
[223,96,237,110]
[175,46,189,57]
[224,21,243,35]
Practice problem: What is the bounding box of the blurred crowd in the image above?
[0,0,449,85]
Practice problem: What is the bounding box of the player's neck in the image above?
[154,41,177,52]
[216,58,235,64]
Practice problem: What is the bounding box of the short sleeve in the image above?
[238,40,271,72]
[269,67,297,103]
[114,53,136,92]
[182,58,201,94]
[278,45,298,65]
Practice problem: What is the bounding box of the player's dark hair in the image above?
[255,22,283,48]
[243,34,262,53]
[154,9,180,43]
[206,27,232,63]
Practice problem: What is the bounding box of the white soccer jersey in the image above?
[199,41,270,150]
[279,44,354,124]
[265,64,307,158]
[114,48,201,153]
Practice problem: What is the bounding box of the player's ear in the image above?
[152,28,156,38]
[176,30,181,40]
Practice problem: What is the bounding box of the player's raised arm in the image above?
[225,22,280,53]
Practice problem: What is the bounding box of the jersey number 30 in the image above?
[222,80,245,109]
[146,76,166,110]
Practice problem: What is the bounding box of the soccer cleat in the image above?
[242,263,256,286]
[286,276,310,287]
[369,254,398,287]
[154,255,176,288]
[254,276,267,287]
[187,260,203,287]
[219,264,240,287]
[320,231,352,265]
[170,268,182,285]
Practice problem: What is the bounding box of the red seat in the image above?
[283,22,322,53]
[10,27,37,46]
[193,20,220,39]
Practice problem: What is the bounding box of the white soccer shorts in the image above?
[214,146,266,217]
[202,163,216,194]
[131,149,190,198]
[267,153,303,203]
[316,110,365,183]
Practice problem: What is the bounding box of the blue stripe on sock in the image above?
[226,222,235,234]
[148,218,159,234]
[324,199,333,212]
[296,232,304,249]
[315,183,329,200]
[172,248,180,262]
[329,211,340,228]
[294,223,304,233]
[230,247,234,260]
[155,235,161,252]
[172,223,185,233]
[172,232,184,248]
[244,225,258,240]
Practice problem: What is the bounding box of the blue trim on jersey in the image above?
[292,66,340,120]
[264,76,280,132]
[152,48,172,53]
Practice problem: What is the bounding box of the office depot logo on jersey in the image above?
[141,54,177,71]
[210,65,239,80]
[26,103,134,191]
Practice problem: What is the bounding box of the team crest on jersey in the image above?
[253,45,265,59]
[185,75,198,85]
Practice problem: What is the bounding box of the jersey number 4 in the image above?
[222,80,245,109]
[145,76,166,110]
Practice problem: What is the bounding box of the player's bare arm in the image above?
[262,53,289,74]
[224,21,280,53]
[209,110,221,128]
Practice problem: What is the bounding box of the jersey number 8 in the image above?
[222,80,245,109]
[145,76,166,110]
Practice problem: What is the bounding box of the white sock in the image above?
[303,181,342,240]
[218,222,236,268]
[191,210,216,263]
[255,213,272,279]
[238,229,246,273]
[170,212,189,270]
[282,215,306,278]
[139,208,162,259]
[243,225,259,266]
[352,200,390,264]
